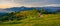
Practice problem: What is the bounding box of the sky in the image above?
[0,0,60,8]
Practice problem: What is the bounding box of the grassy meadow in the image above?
[0,9,60,26]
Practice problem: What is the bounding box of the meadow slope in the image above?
[0,13,60,26]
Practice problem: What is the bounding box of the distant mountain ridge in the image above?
[0,6,60,13]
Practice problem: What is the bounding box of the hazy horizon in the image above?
[0,0,60,9]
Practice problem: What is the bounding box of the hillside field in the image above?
[0,13,60,26]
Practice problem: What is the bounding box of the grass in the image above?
[0,14,60,26]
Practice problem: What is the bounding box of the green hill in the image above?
[0,9,60,26]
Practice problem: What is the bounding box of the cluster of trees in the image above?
[0,8,38,22]
[0,8,58,22]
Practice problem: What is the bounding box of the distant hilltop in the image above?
[0,6,60,13]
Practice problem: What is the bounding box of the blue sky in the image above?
[0,0,60,8]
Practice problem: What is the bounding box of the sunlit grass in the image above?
[0,14,60,26]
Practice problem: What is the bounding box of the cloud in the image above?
[43,4,60,7]
[0,0,60,9]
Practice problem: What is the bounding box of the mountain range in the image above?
[0,6,60,13]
